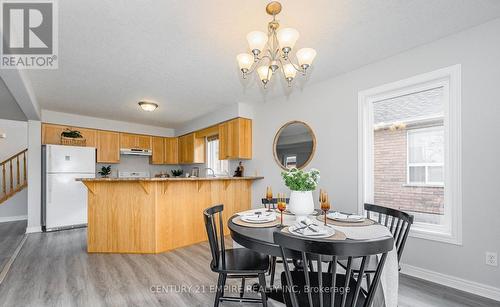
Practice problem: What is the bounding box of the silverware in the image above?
[300,220,318,232]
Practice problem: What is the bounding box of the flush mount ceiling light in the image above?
[138,101,158,112]
[236,1,317,88]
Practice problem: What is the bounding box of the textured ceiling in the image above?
[26,0,500,128]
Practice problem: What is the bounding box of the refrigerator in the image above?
[42,144,96,231]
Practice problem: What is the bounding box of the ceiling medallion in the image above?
[236,1,317,88]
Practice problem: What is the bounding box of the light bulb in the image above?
[283,64,296,79]
[296,48,317,69]
[236,53,253,72]
[257,66,272,84]
[277,28,300,52]
[246,31,268,55]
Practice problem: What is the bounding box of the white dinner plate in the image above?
[327,212,365,223]
[288,224,336,238]
[240,214,276,224]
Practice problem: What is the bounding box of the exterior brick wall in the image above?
[374,128,444,215]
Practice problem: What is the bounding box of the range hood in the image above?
[120,148,152,156]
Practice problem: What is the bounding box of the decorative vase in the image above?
[289,190,315,222]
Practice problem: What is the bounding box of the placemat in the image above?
[232,216,281,228]
[316,215,375,227]
[281,226,347,241]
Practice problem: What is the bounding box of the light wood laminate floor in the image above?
[0,227,498,307]
[0,220,26,273]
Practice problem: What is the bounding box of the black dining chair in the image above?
[274,231,394,307]
[338,203,414,289]
[261,197,290,288]
[203,204,270,307]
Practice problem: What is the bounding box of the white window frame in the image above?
[206,137,228,176]
[358,65,462,245]
[406,126,444,186]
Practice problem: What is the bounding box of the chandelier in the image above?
[236,1,317,88]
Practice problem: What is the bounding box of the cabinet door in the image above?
[218,122,229,160]
[136,135,152,150]
[120,133,136,149]
[150,136,165,164]
[237,118,252,159]
[193,135,205,163]
[164,137,178,164]
[42,123,69,145]
[97,131,120,163]
[74,127,97,148]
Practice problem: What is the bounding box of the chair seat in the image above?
[213,248,269,274]
[338,256,379,273]
[281,271,366,307]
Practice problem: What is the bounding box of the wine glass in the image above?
[320,192,331,226]
[265,186,273,212]
[277,193,287,226]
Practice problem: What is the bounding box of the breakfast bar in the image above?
[78,177,263,253]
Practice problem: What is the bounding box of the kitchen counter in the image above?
[79,176,263,254]
[77,176,263,182]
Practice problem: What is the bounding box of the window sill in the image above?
[403,184,444,188]
[409,225,462,245]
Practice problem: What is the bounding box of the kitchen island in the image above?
[78,177,263,253]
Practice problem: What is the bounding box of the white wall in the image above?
[26,120,41,233]
[245,18,500,290]
[41,110,175,137]
[0,119,28,220]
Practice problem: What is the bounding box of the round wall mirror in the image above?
[273,121,316,170]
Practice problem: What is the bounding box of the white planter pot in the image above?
[289,190,315,222]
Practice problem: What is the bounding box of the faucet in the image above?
[205,168,216,178]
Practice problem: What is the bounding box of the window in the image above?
[284,155,297,169]
[407,127,444,185]
[206,136,228,176]
[359,65,462,244]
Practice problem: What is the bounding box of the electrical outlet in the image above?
[486,252,498,267]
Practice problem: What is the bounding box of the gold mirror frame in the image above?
[273,120,317,170]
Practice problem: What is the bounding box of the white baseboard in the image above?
[401,263,500,302]
[0,215,27,223]
[25,226,42,233]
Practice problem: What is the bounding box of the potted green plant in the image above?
[281,168,320,221]
[171,169,183,177]
[98,165,112,178]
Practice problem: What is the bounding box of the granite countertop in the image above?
[76,176,264,182]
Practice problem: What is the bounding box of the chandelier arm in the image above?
[283,55,305,73]
[245,57,266,75]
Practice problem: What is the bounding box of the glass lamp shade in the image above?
[138,101,158,112]
[277,28,300,50]
[246,31,268,53]
[257,66,272,82]
[296,48,317,67]
[283,64,297,79]
[236,53,253,71]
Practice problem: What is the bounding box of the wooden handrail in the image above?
[1,148,28,204]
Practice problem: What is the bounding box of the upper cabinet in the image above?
[97,131,120,163]
[219,118,252,160]
[119,133,151,150]
[150,136,165,165]
[42,123,97,147]
[164,137,179,164]
[178,133,204,164]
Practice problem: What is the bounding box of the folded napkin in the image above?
[292,219,328,236]
[328,212,364,221]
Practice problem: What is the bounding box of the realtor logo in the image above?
[1,0,58,69]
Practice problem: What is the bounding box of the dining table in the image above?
[228,209,398,307]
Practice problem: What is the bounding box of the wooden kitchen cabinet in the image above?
[164,137,179,164]
[97,130,120,163]
[42,123,97,147]
[178,133,204,164]
[150,136,165,164]
[219,118,252,160]
[119,133,152,150]
[42,123,69,145]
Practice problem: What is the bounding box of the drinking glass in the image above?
[277,193,287,226]
[320,193,331,226]
[265,186,273,212]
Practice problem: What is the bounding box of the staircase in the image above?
[0,149,27,204]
